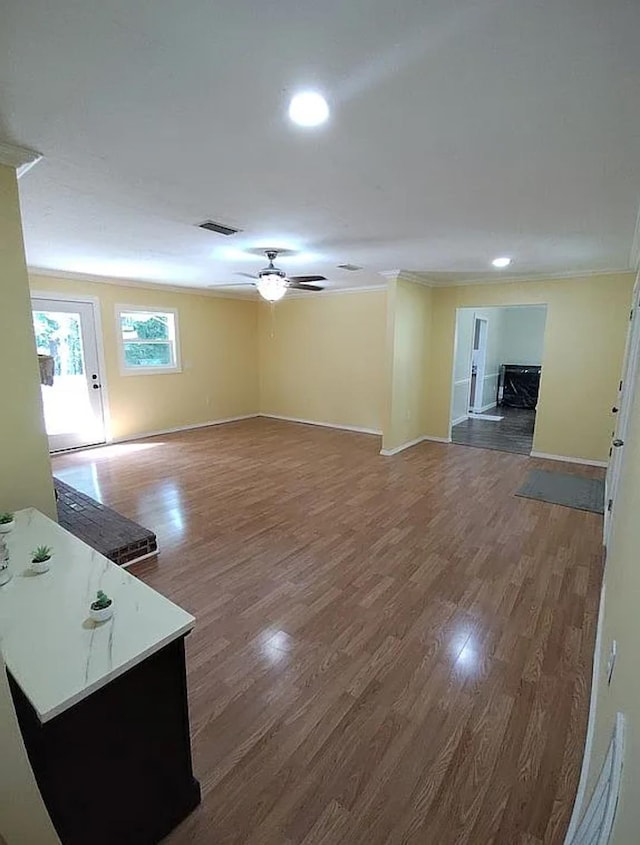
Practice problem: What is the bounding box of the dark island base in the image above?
[9,637,200,845]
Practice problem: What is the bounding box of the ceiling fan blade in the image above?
[288,282,325,292]
[234,271,259,279]
[287,275,327,283]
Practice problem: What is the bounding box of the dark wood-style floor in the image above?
[452,406,536,455]
[53,419,604,845]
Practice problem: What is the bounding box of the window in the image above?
[116,306,181,374]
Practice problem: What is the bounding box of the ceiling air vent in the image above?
[337,263,363,271]
[197,220,241,236]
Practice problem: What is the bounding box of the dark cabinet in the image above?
[497,365,542,409]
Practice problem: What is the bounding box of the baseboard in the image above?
[470,401,498,414]
[452,414,468,426]
[530,451,608,468]
[259,413,382,436]
[111,414,260,444]
[563,582,606,843]
[380,434,451,456]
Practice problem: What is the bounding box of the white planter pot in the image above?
[90,603,113,623]
[31,556,51,574]
[0,521,14,534]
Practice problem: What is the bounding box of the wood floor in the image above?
[451,406,536,455]
[53,418,604,845]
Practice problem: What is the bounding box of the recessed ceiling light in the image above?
[492,256,512,268]
[288,92,330,127]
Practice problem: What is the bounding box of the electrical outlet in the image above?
[607,640,617,686]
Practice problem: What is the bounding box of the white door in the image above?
[604,273,640,547]
[469,317,488,413]
[31,297,107,452]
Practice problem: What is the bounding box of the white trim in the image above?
[564,583,606,843]
[111,414,259,443]
[29,267,386,300]
[470,400,500,414]
[452,415,468,426]
[530,451,608,468]
[115,304,182,376]
[0,140,43,177]
[259,413,382,436]
[413,268,634,288]
[380,433,451,456]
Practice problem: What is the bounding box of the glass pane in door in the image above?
[33,309,103,449]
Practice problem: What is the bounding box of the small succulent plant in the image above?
[31,545,53,563]
[91,590,112,611]
[0,513,14,525]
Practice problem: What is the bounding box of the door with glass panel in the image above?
[31,297,106,452]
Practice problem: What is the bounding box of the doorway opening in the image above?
[31,296,107,452]
[449,305,548,455]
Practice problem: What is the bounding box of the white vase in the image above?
[0,521,14,534]
[31,556,51,574]
[90,603,113,623]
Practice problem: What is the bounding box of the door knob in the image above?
[612,438,624,447]
[92,383,101,390]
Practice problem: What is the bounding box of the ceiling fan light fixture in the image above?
[256,273,287,302]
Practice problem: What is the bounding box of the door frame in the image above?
[31,291,112,446]
[468,315,489,413]
[604,272,640,548]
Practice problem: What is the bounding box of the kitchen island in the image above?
[0,509,200,845]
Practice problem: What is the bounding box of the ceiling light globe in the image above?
[288,92,330,127]
[257,274,287,302]
[492,257,512,268]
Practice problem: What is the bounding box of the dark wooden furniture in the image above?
[8,637,200,845]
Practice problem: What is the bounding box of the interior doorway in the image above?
[450,305,548,455]
[31,296,107,452]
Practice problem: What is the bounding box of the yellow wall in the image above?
[258,290,387,432]
[29,275,260,441]
[0,167,55,517]
[424,273,634,463]
[0,164,59,844]
[582,288,640,843]
[383,278,432,451]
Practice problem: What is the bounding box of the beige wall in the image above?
[425,273,633,463]
[0,164,59,844]
[0,167,55,518]
[582,291,640,844]
[29,275,260,441]
[258,290,387,433]
[383,278,432,451]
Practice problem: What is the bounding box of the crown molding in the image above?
[407,267,634,288]
[27,267,254,301]
[0,141,43,177]
[396,271,434,288]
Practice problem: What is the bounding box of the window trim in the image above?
[115,305,182,376]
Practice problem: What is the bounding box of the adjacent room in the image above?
[2,3,640,845]
[450,305,548,455]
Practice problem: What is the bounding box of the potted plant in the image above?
[90,590,113,622]
[31,545,53,574]
[0,513,15,534]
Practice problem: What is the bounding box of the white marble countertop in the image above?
[0,509,194,723]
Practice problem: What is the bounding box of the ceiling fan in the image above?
[235,250,326,301]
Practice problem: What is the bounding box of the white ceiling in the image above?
[2,0,639,294]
